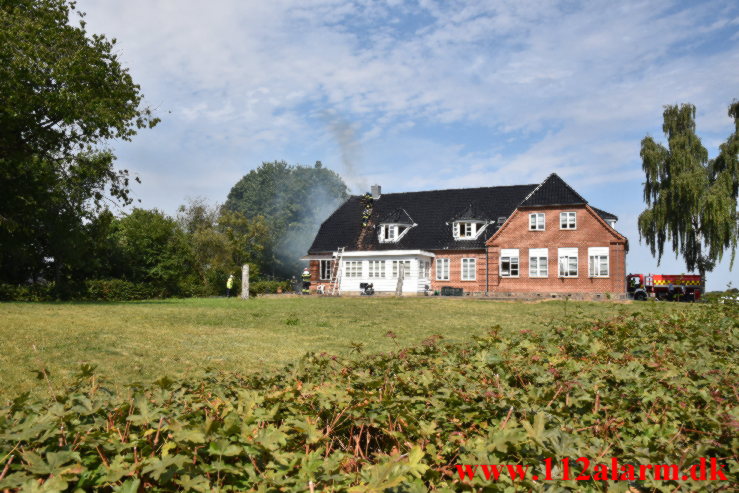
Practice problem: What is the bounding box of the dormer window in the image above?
[453,221,484,239]
[377,208,414,243]
[379,224,410,243]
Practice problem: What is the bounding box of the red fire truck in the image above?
[626,273,703,301]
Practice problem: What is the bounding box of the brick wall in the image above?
[486,205,627,294]
[429,249,487,293]
[308,259,333,293]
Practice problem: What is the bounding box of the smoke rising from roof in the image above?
[324,113,368,194]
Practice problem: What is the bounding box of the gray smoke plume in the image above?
[276,182,345,275]
[323,113,368,193]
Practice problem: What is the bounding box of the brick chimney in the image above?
[371,184,381,199]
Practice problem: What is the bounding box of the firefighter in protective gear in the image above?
[301,268,311,294]
[226,274,234,298]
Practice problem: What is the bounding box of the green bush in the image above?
[0,305,736,491]
[702,288,739,304]
[84,279,164,301]
[0,283,55,301]
[250,279,293,295]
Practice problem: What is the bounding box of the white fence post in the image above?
[240,264,249,299]
[395,263,404,297]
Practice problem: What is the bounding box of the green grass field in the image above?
[0,296,692,399]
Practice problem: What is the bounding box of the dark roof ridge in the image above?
[351,182,539,198]
[590,206,618,221]
[519,173,587,207]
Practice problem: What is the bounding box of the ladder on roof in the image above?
[328,247,345,296]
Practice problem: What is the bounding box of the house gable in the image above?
[487,205,626,247]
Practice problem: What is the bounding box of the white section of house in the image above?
[336,250,435,294]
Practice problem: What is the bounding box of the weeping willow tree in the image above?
[639,101,739,283]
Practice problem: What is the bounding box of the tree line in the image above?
[0,1,349,299]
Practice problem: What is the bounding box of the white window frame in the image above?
[558,248,578,277]
[344,260,363,278]
[368,260,385,278]
[319,259,333,280]
[453,221,485,239]
[436,258,450,281]
[528,248,548,278]
[529,213,545,231]
[499,248,519,277]
[560,212,577,230]
[419,260,430,279]
[391,260,412,278]
[588,247,609,278]
[461,258,477,281]
[379,224,411,243]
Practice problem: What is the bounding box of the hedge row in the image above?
[0,281,166,302]
[0,279,296,302]
[250,280,294,295]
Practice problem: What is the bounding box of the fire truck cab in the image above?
[627,273,702,301]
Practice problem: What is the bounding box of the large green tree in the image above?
[176,198,269,289]
[0,0,158,287]
[109,209,195,295]
[225,161,349,278]
[639,101,739,281]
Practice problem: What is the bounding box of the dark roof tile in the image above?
[308,174,619,254]
[591,206,618,222]
[520,173,587,207]
[379,208,415,225]
[309,184,537,253]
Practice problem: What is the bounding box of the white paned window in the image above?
[368,260,385,278]
[436,258,450,280]
[529,213,545,231]
[529,248,548,278]
[345,261,363,278]
[461,258,477,280]
[319,260,333,280]
[391,260,411,278]
[419,260,431,279]
[379,225,408,243]
[560,212,577,229]
[454,221,480,239]
[588,247,609,277]
[500,248,519,277]
[558,248,578,277]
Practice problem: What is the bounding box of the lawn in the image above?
[0,296,692,399]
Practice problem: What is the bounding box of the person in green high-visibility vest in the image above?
[226,274,234,298]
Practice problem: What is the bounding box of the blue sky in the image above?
[77,0,738,289]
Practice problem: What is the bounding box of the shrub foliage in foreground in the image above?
[0,305,737,492]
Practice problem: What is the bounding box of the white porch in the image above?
[336,250,435,294]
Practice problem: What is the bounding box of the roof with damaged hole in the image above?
[308,173,618,253]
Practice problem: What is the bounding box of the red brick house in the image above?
[303,174,627,297]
